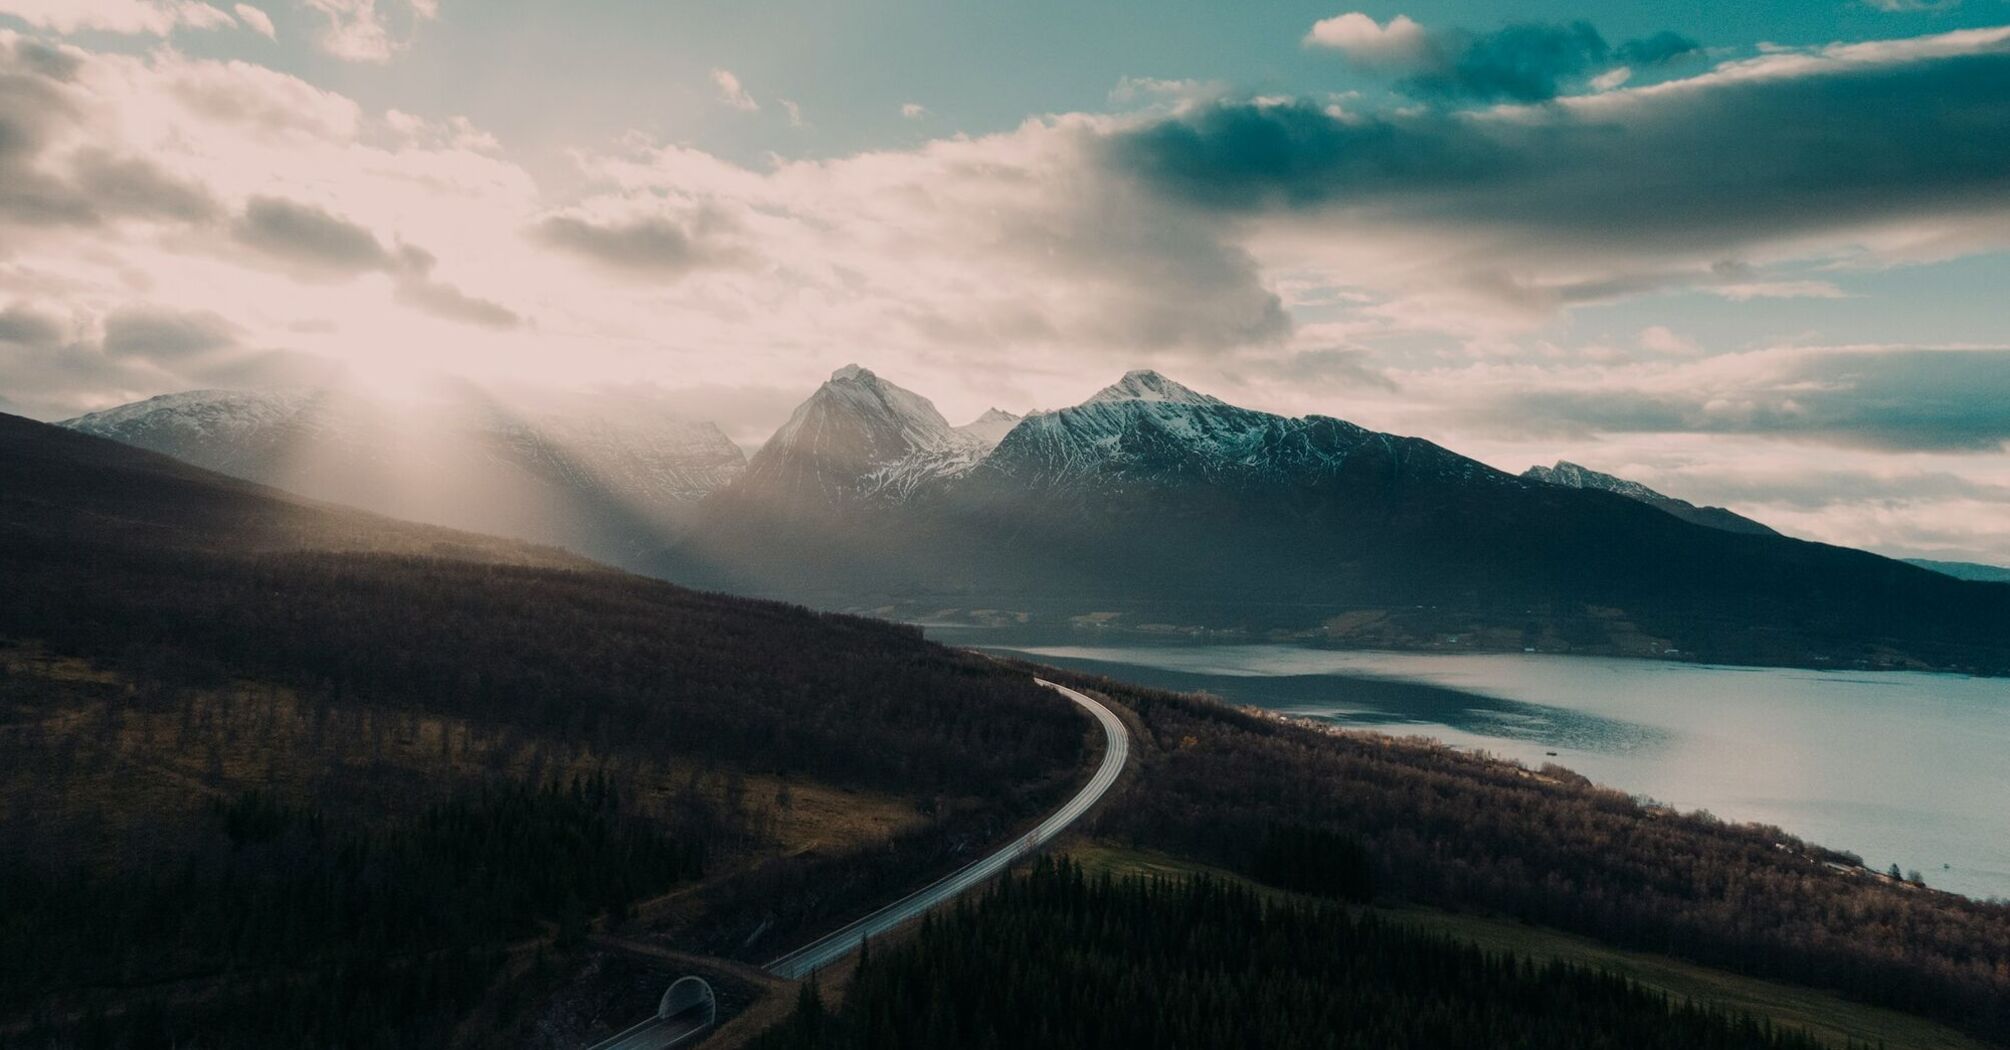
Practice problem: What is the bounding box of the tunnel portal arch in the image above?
[658,975,716,1028]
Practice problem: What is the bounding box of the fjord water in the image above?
[937,631,2010,900]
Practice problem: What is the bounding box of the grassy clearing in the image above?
[1064,841,1992,1050]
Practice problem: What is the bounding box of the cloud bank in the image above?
[1305,12,1701,101]
[0,17,2007,560]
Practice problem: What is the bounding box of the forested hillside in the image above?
[0,414,1089,1047]
[1037,666,2010,1046]
[752,859,1848,1050]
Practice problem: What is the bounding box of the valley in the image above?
[5,409,2009,1049]
[6,8,2009,1048]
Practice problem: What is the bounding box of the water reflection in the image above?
[1005,655,1668,755]
[932,627,2010,901]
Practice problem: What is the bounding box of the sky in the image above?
[2,0,2009,564]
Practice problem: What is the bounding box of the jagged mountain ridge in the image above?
[680,366,2010,673]
[956,407,1024,447]
[55,367,2010,672]
[727,366,1508,502]
[979,370,1507,493]
[733,364,1004,505]
[1524,461,1777,536]
[63,386,745,569]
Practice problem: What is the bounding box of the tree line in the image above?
[3,776,691,1047]
[750,858,1851,1050]
[1051,668,2010,1044]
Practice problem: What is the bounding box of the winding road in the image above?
[586,678,1127,1049]
[582,1001,713,1050]
[763,678,1129,980]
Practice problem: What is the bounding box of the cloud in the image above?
[0,0,236,35]
[302,0,434,63]
[232,195,388,272]
[7,35,78,78]
[391,278,518,328]
[1864,0,1960,9]
[101,306,238,359]
[1481,347,2010,452]
[1589,67,1632,91]
[391,246,519,328]
[232,3,273,38]
[1104,30,2010,321]
[900,101,927,119]
[1109,77,1230,114]
[711,68,758,112]
[1243,347,1399,391]
[161,50,361,137]
[0,25,2003,565]
[0,303,65,347]
[1636,325,1696,355]
[0,35,545,420]
[780,98,804,128]
[0,49,220,228]
[0,296,337,420]
[70,149,220,222]
[0,43,96,225]
[1615,30,1703,66]
[1671,466,2010,512]
[532,211,749,278]
[229,202,518,321]
[1305,13,1700,102]
[1402,20,1609,101]
[1304,13,1432,66]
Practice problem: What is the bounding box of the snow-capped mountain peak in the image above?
[743,366,992,503]
[956,408,1023,449]
[766,365,959,457]
[1086,369,1222,407]
[1525,461,1663,503]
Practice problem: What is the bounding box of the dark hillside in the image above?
[1037,665,2010,1045]
[752,859,1849,1050]
[0,413,1086,1047]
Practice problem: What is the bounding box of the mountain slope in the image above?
[0,411,1086,1047]
[731,364,993,506]
[956,407,1024,447]
[682,369,2010,673]
[1525,461,1778,536]
[681,366,1011,594]
[61,386,745,569]
[1905,558,2010,584]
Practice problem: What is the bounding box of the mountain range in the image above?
[58,367,2010,673]
[677,366,2010,672]
[61,386,745,569]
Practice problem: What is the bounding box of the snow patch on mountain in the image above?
[988,370,1389,487]
[1523,460,1776,536]
[1086,369,1224,407]
[1524,461,1667,504]
[743,365,999,503]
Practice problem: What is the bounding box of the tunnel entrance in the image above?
[658,975,717,1028]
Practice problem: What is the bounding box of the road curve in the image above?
[585,1008,709,1050]
[763,678,1128,980]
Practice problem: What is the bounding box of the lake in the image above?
[929,629,2010,900]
